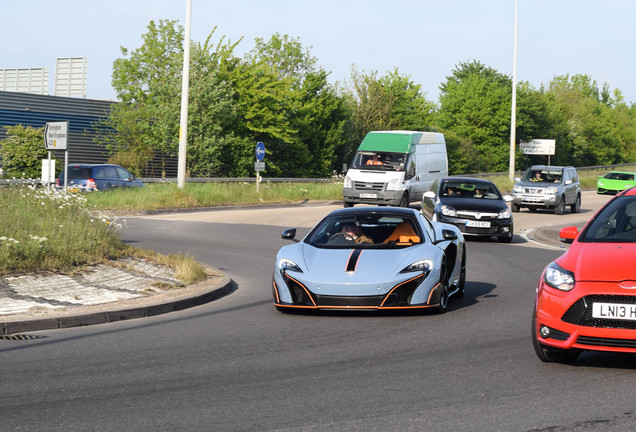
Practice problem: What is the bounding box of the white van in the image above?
[342,131,448,207]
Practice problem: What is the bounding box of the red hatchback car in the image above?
[533,188,636,362]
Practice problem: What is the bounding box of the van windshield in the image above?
[350,151,407,171]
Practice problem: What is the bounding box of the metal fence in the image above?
[3,163,636,186]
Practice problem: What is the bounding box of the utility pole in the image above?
[177,0,192,188]
[509,0,519,182]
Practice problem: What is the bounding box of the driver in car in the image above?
[338,223,373,244]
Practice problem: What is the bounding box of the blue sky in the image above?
[2,0,635,104]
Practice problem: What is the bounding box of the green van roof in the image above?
[358,131,415,153]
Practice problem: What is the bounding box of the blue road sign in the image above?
[255,141,266,161]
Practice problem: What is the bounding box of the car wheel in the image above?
[498,223,513,243]
[554,196,566,215]
[435,263,449,313]
[399,192,409,208]
[511,203,520,212]
[570,194,581,213]
[343,201,354,208]
[456,249,466,298]
[531,315,580,363]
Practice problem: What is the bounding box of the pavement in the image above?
[0,256,232,336]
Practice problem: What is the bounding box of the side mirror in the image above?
[503,194,513,202]
[435,229,458,244]
[559,226,578,244]
[281,228,298,242]
[423,191,436,199]
[514,177,521,182]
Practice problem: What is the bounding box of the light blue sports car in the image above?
[272,207,466,313]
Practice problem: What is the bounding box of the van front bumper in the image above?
[343,186,404,206]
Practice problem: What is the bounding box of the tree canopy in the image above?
[87,21,636,179]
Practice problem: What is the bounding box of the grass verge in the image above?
[0,184,206,282]
[84,181,343,211]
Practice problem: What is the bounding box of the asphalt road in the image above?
[2,190,635,431]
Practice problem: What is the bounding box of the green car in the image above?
[596,171,636,194]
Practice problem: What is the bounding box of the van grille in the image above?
[353,181,385,191]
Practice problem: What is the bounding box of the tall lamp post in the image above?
[509,0,519,182]
[177,0,192,188]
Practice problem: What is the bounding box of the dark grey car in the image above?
[511,165,581,215]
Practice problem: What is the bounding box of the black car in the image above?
[57,164,144,192]
[421,177,513,243]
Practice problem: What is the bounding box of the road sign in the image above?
[255,161,265,171]
[44,121,69,150]
[255,141,266,161]
[520,139,555,155]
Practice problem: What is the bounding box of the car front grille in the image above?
[524,188,544,194]
[576,336,636,349]
[456,211,498,220]
[314,295,385,307]
[562,295,636,330]
[457,225,498,235]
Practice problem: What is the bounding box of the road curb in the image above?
[1,274,235,336]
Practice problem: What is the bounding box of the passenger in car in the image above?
[384,222,420,244]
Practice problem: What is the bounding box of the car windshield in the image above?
[604,172,635,181]
[305,213,422,248]
[582,196,636,243]
[350,151,407,171]
[521,169,562,183]
[441,181,502,200]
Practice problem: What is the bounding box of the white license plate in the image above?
[360,193,377,199]
[592,302,636,321]
[523,197,543,202]
[466,221,491,228]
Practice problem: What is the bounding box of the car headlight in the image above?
[498,208,511,219]
[279,258,303,277]
[343,175,352,189]
[513,184,523,193]
[386,178,400,191]
[544,186,558,194]
[400,259,433,276]
[597,181,604,187]
[440,204,457,217]
[543,262,575,291]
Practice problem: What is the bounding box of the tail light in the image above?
[87,179,97,190]
[56,178,60,186]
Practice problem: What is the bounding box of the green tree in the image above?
[235,34,350,177]
[0,125,49,179]
[543,74,636,167]
[436,60,512,173]
[347,67,436,161]
[109,19,184,177]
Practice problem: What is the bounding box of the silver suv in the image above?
[511,165,581,215]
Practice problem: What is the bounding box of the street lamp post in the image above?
[177,0,192,189]
[509,0,519,182]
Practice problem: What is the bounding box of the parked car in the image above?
[422,177,513,243]
[57,164,144,192]
[532,187,636,363]
[596,171,636,194]
[272,207,465,313]
[511,165,581,215]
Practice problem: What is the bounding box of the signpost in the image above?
[255,141,265,193]
[44,121,69,190]
[520,139,555,165]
